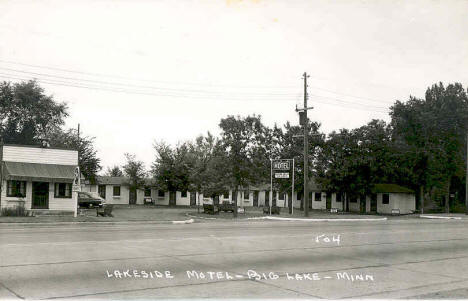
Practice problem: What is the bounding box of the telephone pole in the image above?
[466,131,468,215]
[303,72,310,217]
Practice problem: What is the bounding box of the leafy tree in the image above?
[0,80,68,144]
[122,153,147,190]
[187,133,227,206]
[390,83,468,212]
[48,129,102,184]
[105,165,124,177]
[218,115,271,217]
[151,142,192,193]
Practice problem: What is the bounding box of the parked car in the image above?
[220,201,235,212]
[78,192,105,208]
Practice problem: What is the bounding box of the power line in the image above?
[0,73,392,113]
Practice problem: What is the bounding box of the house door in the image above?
[213,195,220,205]
[190,192,196,206]
[169,191,176,206]
[253,191,259,207]
[32,182,49,209]
[265,191,269,207]
[129,188,137,204]
[360,195,366,213]
[371,193,377,212]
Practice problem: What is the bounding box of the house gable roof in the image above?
[372,184,414,194]
[96,176,156,187]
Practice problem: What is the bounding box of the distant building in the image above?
[370,183,415,214]
[0,144,79,213]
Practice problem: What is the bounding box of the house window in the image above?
[113,186,121,197]
[315,192,322,202]
[54,183,72,198]
[7,180,26,197]
[98,185,106,199]
[382,193,390,204]
[158,190,165,197]
[223,191,230,198]
[336,193,342,202]
[244,190,249,199]
[144,188,151,197]
[181,191,187,198]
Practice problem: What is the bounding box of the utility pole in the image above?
[303,72,310,217]
[466,131,468,215]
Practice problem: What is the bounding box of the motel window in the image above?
[382,193,390,204]
[98,185,106,199]
[113,186,121,197]
[336,193,342,202]
[7,180,26,197]
[223,191,230,198]
[360,195,366,203]
[350,195,357,203]
[309,192,312,201]
[315,192,322,202]
[279,193,285,201]
[181,191,187,198]
[158,190,165,197]
[297,193,301,200]
[54,183,72,198]
[144,188,151,197]
[244,191,249,199]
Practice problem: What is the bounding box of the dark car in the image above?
[78,192,105,208]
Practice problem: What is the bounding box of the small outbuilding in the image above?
[371,184,415,214]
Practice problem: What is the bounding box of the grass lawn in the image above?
[0,205,196,223]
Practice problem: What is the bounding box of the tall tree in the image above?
[151,141,192,193]
[218,115,271,217]
[0,80,68,144]
[391,83,468,212]
[105,165,124,177]
[122,153,146,190]
[48,129,102,184]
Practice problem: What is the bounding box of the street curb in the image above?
[247,216,388,222]
[419,215,462,220]
[185,213,217,220]
[0,219,196,226]
[172,219,194,224]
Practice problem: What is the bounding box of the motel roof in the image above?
[371,184,414,194]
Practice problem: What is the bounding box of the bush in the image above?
[1,205,29,216]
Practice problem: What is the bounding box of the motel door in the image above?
[326,193,332,210]
[32,182,49,209]
[264,191,269,207]
[371,194,377,212]
[169,191,176,206]
[129,188,137,204]
[360,195,366,213]
[253,191,258,207]
[190,192,196,206]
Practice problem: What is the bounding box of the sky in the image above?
[0,0,467,172]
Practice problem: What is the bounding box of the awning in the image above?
[3,161,77,183]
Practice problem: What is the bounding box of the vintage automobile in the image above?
[78,191,106,208]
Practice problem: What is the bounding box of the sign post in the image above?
[271,158,294,215]
[72,166,81,218]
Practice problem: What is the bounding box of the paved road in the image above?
[1,218,468,299]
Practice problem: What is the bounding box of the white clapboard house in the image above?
[0,144,79,214]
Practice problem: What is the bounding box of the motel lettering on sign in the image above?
[273,160,290,170]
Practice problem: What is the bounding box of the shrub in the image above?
[1,205,29,217]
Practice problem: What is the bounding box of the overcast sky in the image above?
[0,0,467,172]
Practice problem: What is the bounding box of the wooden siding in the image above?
[3,146,78,166]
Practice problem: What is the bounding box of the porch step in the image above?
[29,210,74,216]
